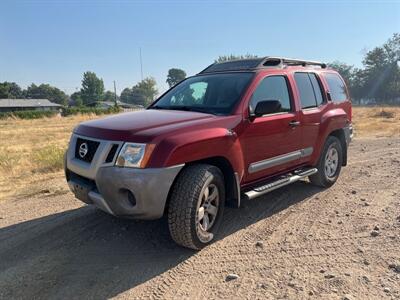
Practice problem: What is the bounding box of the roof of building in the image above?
[198,56,327,74]
[0,99,62,108]
[86,101,139,108]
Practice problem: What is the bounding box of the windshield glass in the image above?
[150,72,253,115]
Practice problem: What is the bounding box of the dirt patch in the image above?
[0,137,399,299]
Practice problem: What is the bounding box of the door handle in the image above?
[289,120,300,127]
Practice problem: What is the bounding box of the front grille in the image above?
[105,144,119,163]
[75,138,100,163]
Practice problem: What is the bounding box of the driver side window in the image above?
[250,76,292,113]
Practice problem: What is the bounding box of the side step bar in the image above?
[244,168,318,200]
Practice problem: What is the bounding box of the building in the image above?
[0,99,62,113]
[86,101,142,109]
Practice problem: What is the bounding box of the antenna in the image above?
[139,47,143,80]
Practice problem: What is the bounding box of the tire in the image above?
[309,136,343,187]
[168,164,225,250]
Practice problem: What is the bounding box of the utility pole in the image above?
[139,47,143,81]
[113,81,117,106]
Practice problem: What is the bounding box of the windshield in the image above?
[149,72,253,115]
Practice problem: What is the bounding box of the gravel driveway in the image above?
[0,137,399,299]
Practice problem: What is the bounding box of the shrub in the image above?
[373,109,395,119]
[33,145,65,173]
[63,106,122,116]
[0,110,59,119]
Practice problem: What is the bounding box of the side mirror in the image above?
[253,100,282,117]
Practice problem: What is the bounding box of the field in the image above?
[0,107,399,299]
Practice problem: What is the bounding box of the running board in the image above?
[244,168,318,200]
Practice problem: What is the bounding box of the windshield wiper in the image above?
[151,105,211,114]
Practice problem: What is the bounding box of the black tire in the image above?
[168,164,225,250]
[309,136,343,187]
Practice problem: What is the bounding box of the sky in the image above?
[1,0,399,95]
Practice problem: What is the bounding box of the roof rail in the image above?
[198,56,327,74]
[260,57,327,69]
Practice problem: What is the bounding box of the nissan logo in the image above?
[79,142,89,158]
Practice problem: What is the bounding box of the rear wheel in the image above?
[309,136,343,187]
[168,164,225,250]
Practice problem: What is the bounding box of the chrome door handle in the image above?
[289,120,300,127]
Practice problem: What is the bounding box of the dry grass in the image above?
[0,107,398,201]
[0,114,99,201]
[352,106,400,138]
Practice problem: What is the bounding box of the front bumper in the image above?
[66,165,184,220]
[65,134,184,220]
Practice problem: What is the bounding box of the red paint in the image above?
[74,66,351,187]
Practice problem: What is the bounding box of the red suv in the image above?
[65,57,353,249]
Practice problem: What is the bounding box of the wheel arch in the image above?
[163,156,240,215]
[328,128,347,166]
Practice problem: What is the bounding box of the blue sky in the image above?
[1,0,399,95]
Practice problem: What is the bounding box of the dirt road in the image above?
[0,137,399,300]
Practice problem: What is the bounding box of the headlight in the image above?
[115,143,155,168]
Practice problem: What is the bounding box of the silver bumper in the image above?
[67,165,184,220]
[65,134,184,220]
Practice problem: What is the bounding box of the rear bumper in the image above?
[66,158,184,220]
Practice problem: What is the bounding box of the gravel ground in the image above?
[0,137,399,300]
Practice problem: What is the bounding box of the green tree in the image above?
[0,82,23,99]
[166,68,186,87]
[70,91,83,106]
[215,54,258,63]
[120,77,158,106]
[361,33,400,103]
[103,90,118,102]
[120,88,133,104]
[25,83,68,105]
[80,71,105,104]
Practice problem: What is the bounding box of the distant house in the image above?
[86,101,142,109]
[0,99,62,113]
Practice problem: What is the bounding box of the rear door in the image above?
[241,74,303,183]
[293,72,327,164]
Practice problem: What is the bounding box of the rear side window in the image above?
[324,73,348,102]
[294,72,325,109]
[309,73,324,106]
[250,76,292,113]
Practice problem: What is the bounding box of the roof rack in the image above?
[262,57,327,69]
[198,56,326,74]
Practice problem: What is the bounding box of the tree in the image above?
[70,91,83,106]
[361,33,400,103]
[103,90,118,102]
[166,68,186,87]
[120,78,158,106]
[120,88,133,104]
[0,82,23,99]
[25,83,68,105]
[80,71,105,104]
[215,54,258,63]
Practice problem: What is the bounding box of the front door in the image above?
[241,74,302,183]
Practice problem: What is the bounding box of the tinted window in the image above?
[325,73,348,102]
[250,76,291,113]
[295,73,317,109]
[309,73,324,106]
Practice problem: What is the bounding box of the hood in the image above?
[74,109,217,142]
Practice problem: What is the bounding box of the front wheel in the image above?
[167,164,225,250]
[309,136,343,187]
